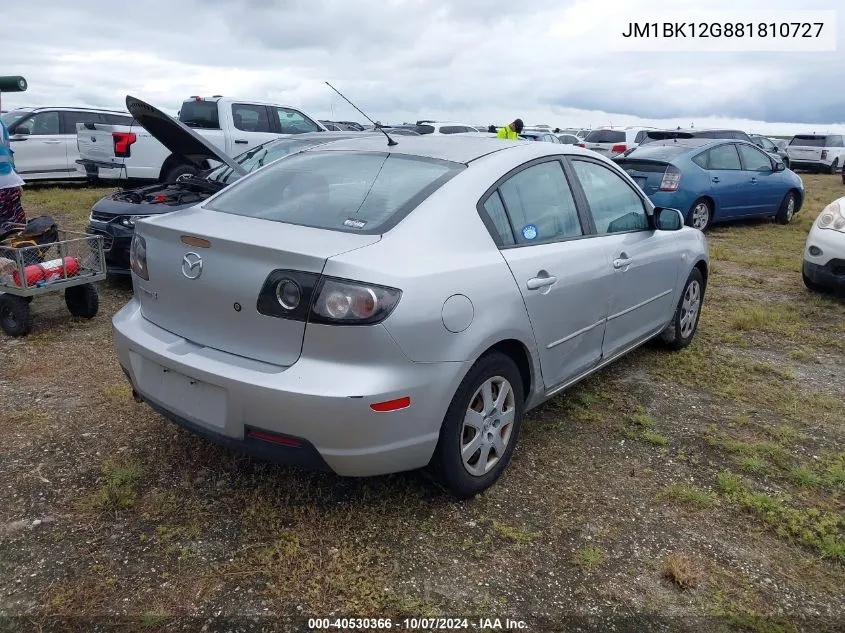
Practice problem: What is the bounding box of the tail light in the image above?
[112,132,137,158]
[821,150,828,160]
[611,144,627,153]
[577,143,586,148]
[129,234,149,280]
[256,271,402,325]
[660,165,682,191]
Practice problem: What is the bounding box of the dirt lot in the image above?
[1,176,843,633]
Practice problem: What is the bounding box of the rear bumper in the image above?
[113,299,467,476]
[77,158,127,181]
[789,159,832,172]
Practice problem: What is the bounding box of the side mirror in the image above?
[774,161,786,172]
[654,207,684,231]
[11,127,30,138]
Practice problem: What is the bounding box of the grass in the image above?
[662,553,705,590]
[79,458,142,513]
[659,483,718,507]
[641,430,668,447]
[573,546,605,569]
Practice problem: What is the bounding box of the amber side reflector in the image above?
[180,236,211,248]
[370,397,411,412]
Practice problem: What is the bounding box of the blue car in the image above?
[614,138,804,231]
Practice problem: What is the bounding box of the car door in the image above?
[736,142,782,216]
[8,110,65,178]
[566,157,680,360]
[61,111,100,177]
[229,103,279,153]
[483,158,612,390]
[699,143,748,219]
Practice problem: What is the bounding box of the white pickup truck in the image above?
[76,95,327,183]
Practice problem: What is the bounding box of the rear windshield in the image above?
[414,124,435,135]
[206,136,344,185]
[621,144,690,161]
[789,135,827,147]
[584,129,625,143]
[179,101,220,129]
[206,151,464,234]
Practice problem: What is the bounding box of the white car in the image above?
[787,134,845,174]
[579,126,660,158]
[77,95,327,183]
[803,196,845,294]
[0,106,133,180]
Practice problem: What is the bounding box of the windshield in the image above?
[206,151,464,234]
[1,110,30,129]
[178,101,220,129]
[584,129,625,143]
[205,136,343,185]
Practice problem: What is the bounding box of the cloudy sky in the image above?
[3,0,843,134]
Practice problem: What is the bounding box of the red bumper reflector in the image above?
[370,397,411,412]
[247,430,301,447]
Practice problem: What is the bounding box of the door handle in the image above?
[613,257,633,269]
[234,139,248,144]
[526,275,557,290]
[43,140,63,144]
[711,176,720,183]
[750,177,757,183]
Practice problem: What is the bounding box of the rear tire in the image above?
[776,191,797,224]
[829,159,839,175]
[659,268,704,351]
[65,284,99,319]
[430,352,525,498]
[164,164,197,183]
[687,199,712,231]
[0,295,33,337]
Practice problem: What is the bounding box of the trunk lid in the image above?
[615,159,671,194]
[787,135,828,161]
[76,123,128,166]
[134,207,380,366]
[125,95,246,176]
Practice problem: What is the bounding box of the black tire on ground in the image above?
[686,198,713,231]
[829,159,839,175]
[65,284,99,319]
[430,351,525,499]
[164,164,197,183]
[775,191,797,225]
[659,268,705,351]
[0,294,33,337]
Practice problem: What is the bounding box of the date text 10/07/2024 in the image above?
[307,618,528,630]
[622,22,825,38]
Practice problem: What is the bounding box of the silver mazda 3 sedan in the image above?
[114,134,709,498]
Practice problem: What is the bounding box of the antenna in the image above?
[324,81,397,146]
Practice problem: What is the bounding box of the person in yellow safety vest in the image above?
[497,118,524,139]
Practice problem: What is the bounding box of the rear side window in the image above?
[207,151,463,234]
[62,111,100,133]
[482,193,515,246]
[706,144,742,170]
[439,126,470,134]
[101,113,134,125]
[827,135,844,147]
[496,161,583,244]
[179,101,220,129]
[584,129,625,143]
[692,152,708,168]
[414,125,435,135]
[232,104,272,133]
[634,131,647,143]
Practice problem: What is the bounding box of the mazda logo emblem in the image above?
[181,252,203,279]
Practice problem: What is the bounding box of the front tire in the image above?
[776,191,797,224]
[431,352,525,498]
[0,295,33,337]
[687,199,712,231]
[164,164,197,183]
[659,268,704,351]
[65,284,99,319]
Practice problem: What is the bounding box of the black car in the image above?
[87,97,380,274]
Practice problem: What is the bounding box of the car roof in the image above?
[17,106,129,114]
[303,134,529,164]
[630,137,714,150]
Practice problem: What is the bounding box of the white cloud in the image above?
[2,0,843,135]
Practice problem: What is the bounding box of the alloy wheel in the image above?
[680,280,701,339]
[461,376,516,476]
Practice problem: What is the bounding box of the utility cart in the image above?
[0,225,106,337]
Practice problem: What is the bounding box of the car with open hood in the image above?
[114,133,709,497]
[87,97,380,274]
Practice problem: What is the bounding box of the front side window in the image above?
[16,111,60,135]
[274,107,320,134]
[706,144,742,170]
[207,151,463,234]
[232,104,272,133]
[496,160,583,245]
[737,144,773,171]
[570,160,649,234]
